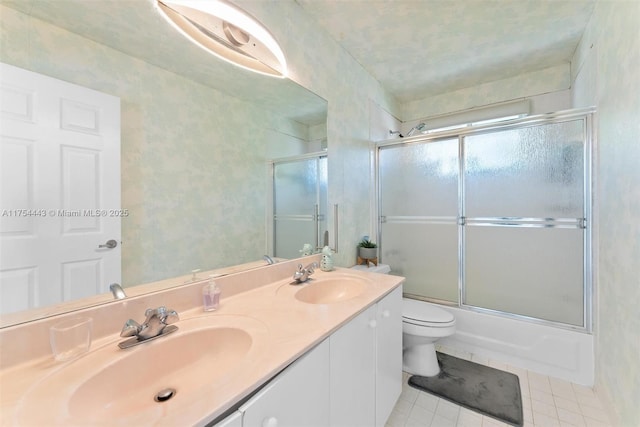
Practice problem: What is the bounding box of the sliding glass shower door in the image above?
[463,121,586,326]
[379,138,459,303]
[378,112,591,329]
[272,156,327,259]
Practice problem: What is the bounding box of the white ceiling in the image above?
[4,0,596,110]
[297,0,596,102]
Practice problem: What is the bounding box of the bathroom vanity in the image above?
[0,256,404,426]
[221,285,402,427]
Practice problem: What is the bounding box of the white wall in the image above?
[398,65,572,139]
[571,1,640,425]
[401,64,571,122]
[530,89,572,114]
[369,99,402,142]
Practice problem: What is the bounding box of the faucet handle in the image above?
[120,319,141,337]
[163,309,179,325]
[145,306,165,317]
[142,306,178,324]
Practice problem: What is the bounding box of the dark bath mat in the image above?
[408,352,523,426]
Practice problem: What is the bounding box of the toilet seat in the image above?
[403,317,455,328]
[402,298,455,328]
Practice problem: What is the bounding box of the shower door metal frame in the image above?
[375,108,594,333]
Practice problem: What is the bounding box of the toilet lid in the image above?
[403,298,455,325]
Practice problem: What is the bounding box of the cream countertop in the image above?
[0,258,404,426]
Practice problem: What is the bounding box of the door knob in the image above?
[98,239,118,249]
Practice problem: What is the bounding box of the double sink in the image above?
[15,273,370,426]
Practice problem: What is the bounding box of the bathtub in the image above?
[434,303,594,386]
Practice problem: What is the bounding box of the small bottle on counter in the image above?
[202,276,221,312]
[320,245,334,271]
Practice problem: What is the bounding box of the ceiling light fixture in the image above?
[156,0,287,78]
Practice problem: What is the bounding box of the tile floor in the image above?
[387,349,613,427]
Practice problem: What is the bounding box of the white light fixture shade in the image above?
[156,0,287,77]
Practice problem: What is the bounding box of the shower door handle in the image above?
[314,204,320,250]
[331,204,339,253]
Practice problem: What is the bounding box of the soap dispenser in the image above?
[202,275,221,312]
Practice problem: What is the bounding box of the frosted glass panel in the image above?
[465,226,584,326]
[379,139,458,217]
[465,120,584,218]
[274,160,318,215]
[318,157,328,240]
[377,114,589,328]
[275,219,316,259]
[381,223,458,302]
[273,157,327,258]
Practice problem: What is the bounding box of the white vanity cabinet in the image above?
[329,286,403,427]
[374,286,403,426]
[239,339,330,427]
[329,304,377,426]
[212,411,242,427]
[213,285,402,427]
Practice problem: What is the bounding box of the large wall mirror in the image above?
[0,0,328,327]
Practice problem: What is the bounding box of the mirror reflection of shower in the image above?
[271,155,328,259]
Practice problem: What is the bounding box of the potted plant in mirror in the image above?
[358,238,378,260]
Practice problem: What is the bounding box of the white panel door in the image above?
[0,63,121,315]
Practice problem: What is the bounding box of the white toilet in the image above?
[350,263,456,377]
[402,298,456,376]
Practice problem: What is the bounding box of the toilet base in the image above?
[403,342,440,377]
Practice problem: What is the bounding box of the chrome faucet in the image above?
[292,262,318,284]
[109,283,127,299]
[263,254,275,265]
[118,306,179,349]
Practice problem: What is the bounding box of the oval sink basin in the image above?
[69,327,251,421]
[18,316,268,426]
[295,277,368,304]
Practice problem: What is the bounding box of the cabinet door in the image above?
[240,339,330,427]
[375,286,403,427]
[211,411,242,427]
[329,305,376,427]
